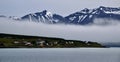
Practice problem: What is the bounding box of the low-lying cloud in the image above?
[0,18,120,44]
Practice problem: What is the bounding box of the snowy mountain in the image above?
[21,10,64,24]
[1,6,120,25]
[65,6,120,25]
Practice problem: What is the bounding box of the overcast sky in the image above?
[0,0,120,17]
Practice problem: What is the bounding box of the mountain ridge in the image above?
[1,6,120,25]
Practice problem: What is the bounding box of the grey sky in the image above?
[0,0,120,17]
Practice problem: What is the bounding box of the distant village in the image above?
[0,34,103,48]
[13,39,77,48]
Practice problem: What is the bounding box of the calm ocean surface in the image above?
[0,48,120,62]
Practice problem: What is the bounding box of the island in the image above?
[0,33,104,48]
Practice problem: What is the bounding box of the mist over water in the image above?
[0,18,120,44]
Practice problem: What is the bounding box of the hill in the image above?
[0,33,104,48]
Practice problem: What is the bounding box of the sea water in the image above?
[0,48,120,62]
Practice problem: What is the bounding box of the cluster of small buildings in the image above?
[13,39,47,47]
[13,39,76,47]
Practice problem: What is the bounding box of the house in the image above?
[24,42,33,46]
[54,42,58,44]
[36,40,46,47]
[14,41,20,44]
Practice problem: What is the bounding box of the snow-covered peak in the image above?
[99,6,105,10]
[42,10,53,17]
[19,6,120,25]
[80,8,90,13]
[21,10,64,23]
[98,6,120,12]
[46,11,53,17]
[97,6,120,15]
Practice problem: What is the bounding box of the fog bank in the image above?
[0,18,120,44]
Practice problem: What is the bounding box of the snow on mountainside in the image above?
[1,6,120,25]
[21,10,64,24]
[65,6,120,25]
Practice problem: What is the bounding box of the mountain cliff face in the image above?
[65,6,120,25]
[1,6,120,25]
[21,10,64,24]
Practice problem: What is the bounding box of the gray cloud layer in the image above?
[0,18,120,44]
